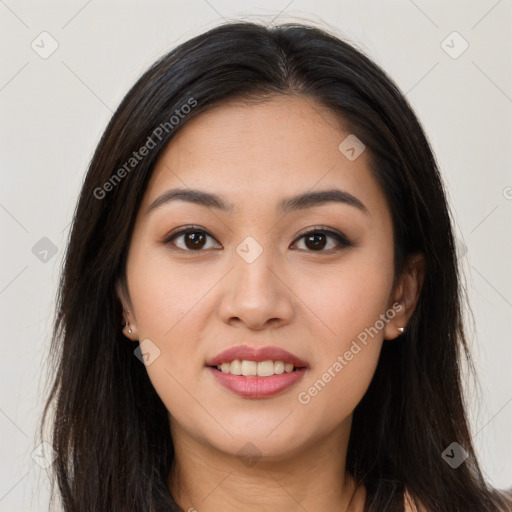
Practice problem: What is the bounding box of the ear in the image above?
[116,278,139,341]
[384,253,426,340]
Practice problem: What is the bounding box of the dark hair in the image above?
[39,21,512,511]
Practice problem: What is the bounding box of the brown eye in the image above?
[164,227,221,251]
[183,231,206,250]
[164,226,351,253]
[304,232,328,250]
[293,228,351,252]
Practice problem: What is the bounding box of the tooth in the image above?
[257,360,275,377]
[214,359,299,376]
[284,363,294,373]
[241,360,257,376]
[274,361,285,374]
[230,359,242,375]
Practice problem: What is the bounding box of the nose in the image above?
[218,244,295,331]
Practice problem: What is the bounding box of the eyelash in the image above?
[163,225,352,253]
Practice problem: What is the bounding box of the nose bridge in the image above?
[219,233,293,328]
[233,234,279,296]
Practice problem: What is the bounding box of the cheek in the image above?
[293,249,393,418]
[126,246,213,340]
[125,249,210,429]
[302,246,394,346]
[295,288,387,433]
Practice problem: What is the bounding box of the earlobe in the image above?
[122,321,138,340]
[383,305,406,340]
[116,279,138,340]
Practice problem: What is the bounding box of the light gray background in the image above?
[1,1,511,510]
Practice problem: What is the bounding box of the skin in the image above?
[118,95,425,512]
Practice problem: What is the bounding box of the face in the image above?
[119,95,413,461]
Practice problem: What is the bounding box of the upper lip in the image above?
[206,345,309,368]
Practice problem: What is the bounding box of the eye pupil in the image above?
[185,231,206,250]
[305,233,326,250]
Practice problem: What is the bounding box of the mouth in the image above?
[205,345,309,399]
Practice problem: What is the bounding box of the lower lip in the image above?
[207,367,308,399]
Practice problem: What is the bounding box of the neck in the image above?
[167,419,366,512]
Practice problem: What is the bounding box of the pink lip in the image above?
[205,345,309,399]
[207,367,308,399]
[205,344,309,368]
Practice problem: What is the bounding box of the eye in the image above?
[292,227,352,252]
[163,225,352,253]
[163,226,220,251]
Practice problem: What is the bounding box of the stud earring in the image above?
[125,321,133,335]
[397,326,404,333]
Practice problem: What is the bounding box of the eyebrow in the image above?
[146,187,368,215]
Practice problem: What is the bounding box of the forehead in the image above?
[141,95,388,219]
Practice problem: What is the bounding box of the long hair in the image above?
[39,21,512,511]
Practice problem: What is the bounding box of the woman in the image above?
[39,21,512,511]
